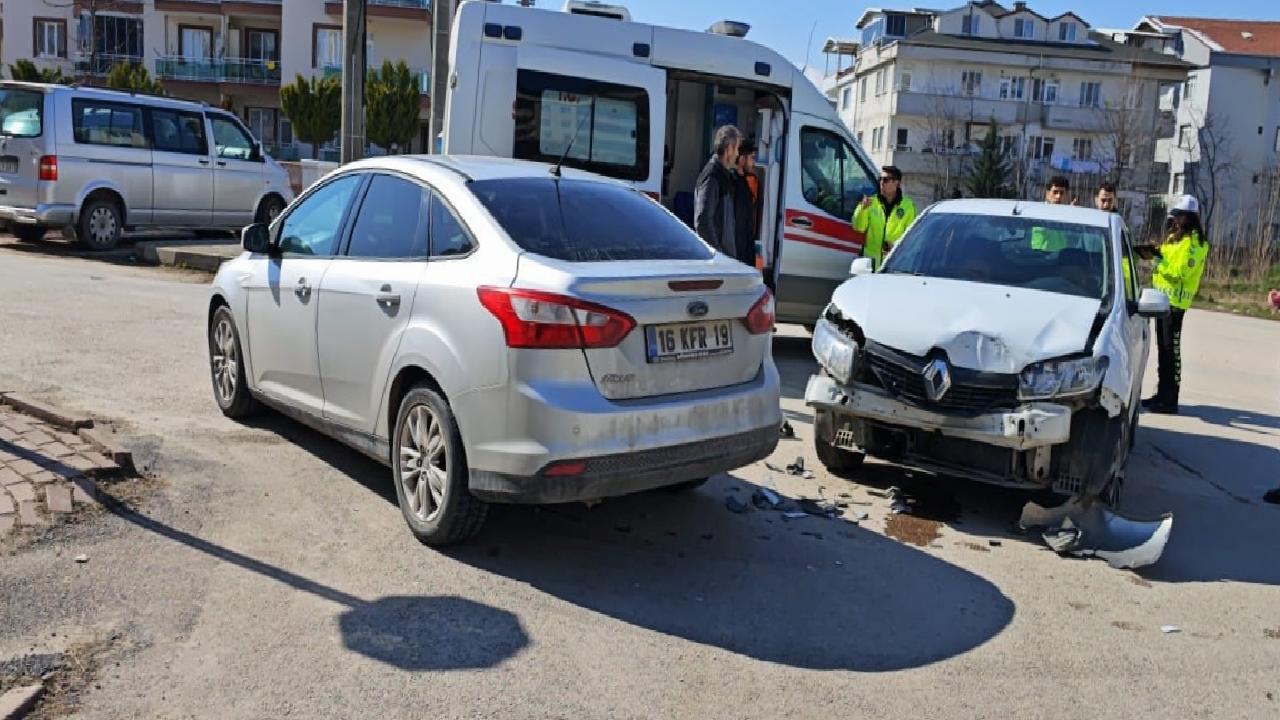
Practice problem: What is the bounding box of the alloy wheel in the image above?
[399,405,448,522]
[210,317,238,404]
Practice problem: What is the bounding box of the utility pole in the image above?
[428,0,455,154]
[340,0,367,163]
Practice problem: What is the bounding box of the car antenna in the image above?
[1012,202,1023,216]
[551,110,589,178]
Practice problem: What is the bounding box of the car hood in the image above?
[830,274,1102,373]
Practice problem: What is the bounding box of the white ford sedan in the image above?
[207,156,781,545]
[807,200,1170,505]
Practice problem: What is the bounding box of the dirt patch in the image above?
[0,637,114,719]
[884,514,942,547]
[958,541,990,553]
[1265,628,1280,640]
[1129,576,1153,588]
[1068,601,1091,611]
[1111,621,1142,632]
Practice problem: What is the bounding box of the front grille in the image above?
[863,343,1019,415]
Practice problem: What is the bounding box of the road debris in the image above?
[797,498,840,518]
[751,487,782,510]
[866,488,891,499]
[779,420,795,439]
[74,554,89,564]
[784,457,812,479]
[800,531,824,540]
[783,511,808,519]
[988,539,1002,547]
[884,513,943,547]
[1021,498,1173,569]
[960,541,990,552]
[1161,625,1181,634]
[724,496,751,514]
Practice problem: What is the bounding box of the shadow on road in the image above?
[1178,403,1280,435]
[0,234,143,267]
[95,488,528,671]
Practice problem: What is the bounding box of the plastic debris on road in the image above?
[724,496,751,514]
[1020,498,1173,569]
[1161,625,1181,634]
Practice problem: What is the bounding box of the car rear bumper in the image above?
[805,373,1072,450]
[0,203,74,227]
[457,362,783,502]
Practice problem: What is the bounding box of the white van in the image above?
[0,82,294,250]
[442,0,881,326]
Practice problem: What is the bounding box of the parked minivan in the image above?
[0,82,293,250]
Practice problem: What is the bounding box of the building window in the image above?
[1172,173,1184,194]
[245,29,279,62]
[896,127,909,149]
[1275,127,1280,152]
[962,14,980,36]
[1178,124,1193,149]
[1033,79,1059,103]
[899,71,913,92]
[1072,137,1093,160]
[874,69,885,95]
[999,76,1026,100]
[1058,23,1076,42]
[857,130,864,145]
[34,18,67,59]
[246,107,278,145]
[840,87,852,109]
[180,25,213,62]
[313,25,342,69]
[1184,73,1196,101]
[961,70,982,96]
[1028,135,1055,160]
[859,77,868,103]
[999,134,1019,156]
[886,13,907,37]
[94,15,143,59]
[1014,19,1035,39]
[1079,81,1102,108]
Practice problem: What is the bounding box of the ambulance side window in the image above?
[799,127,877,219]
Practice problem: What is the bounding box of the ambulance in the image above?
[442,0,882,326]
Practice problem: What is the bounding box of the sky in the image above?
[613,0,1280,72]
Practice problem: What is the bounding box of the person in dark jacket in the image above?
[694,125,741,257]
[731,137,759,266]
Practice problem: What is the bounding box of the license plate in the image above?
[0,157,17,174]
[645,320,734,363]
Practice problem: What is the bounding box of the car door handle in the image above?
[216,160,227,167]
[294,278,311,300]
[376,284,400,308]
[198,158,210,165]
[791,216,813,228]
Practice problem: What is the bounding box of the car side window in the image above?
[800,127,876,220]
[346,175,427,259]
[208,113,256,160]
[150,108,208,155]
[71,99,146,148]
[428,191,475,257]
[278,174,362,256]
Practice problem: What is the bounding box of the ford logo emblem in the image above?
[687,301,709,318]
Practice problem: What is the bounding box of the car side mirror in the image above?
[1137,288,1170,318]
[241,223,274,254]
[850,257,875,275]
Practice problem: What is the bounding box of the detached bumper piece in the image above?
[1020,498,1173,569]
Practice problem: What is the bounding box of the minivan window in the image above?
[72,99,146,148]
[150,108,208,155]
[800,127,877,219]
[470,178,714,263]
[346,175,427,259]
[0,89,43,137]
[513,70,650,181]
[882,213,1112,300]
[209,114,256,160]
[278,174,362,256]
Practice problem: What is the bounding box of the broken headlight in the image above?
[1019,356,1109,400]
[812,317,858,384]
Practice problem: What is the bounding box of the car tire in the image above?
[12,224,47,243]
[255,195,286,225]
[392,384,488,546]
[664,477,710,493]
[76,198,122,251]
[814,408,866,473]
[208,305,260,418]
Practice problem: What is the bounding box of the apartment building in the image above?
[830,2,1188,234]
[2,0,434,159]
[1136,16,1280,237]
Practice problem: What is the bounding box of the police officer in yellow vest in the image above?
[853,165,916,266]
[1141,194,1209,415]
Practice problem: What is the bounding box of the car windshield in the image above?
[881,212,1112,300]
[0,89,43,137]
[469,177,714,263]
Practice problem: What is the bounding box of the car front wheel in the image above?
[392,384,487,546]
[12,224,47,243]
[77,199,122,251]
[208,306,260,418]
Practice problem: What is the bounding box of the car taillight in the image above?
[476,287,636,349]
[745,288,775,335]
[38,155,57,181]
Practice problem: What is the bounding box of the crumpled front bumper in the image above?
[804,373,1072,450]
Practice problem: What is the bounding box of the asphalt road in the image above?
[1,238,1277,719]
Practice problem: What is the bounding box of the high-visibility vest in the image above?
[852,194,916,263]
[1153,230,1208,310]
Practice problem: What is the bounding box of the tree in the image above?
[280,74,342,159]
[965,119,1013,198]
[921,89,972,202]
[9,59,66,83]
[1182,108,1235,233]
[105,62,164,95]
[365,60,421,153]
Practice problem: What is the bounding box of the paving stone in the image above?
[45,442,77,458]
[0,467,21,486]
[9,458,41,476]
[17,500,46,526]
[64,455,97,473]
[0,492,12,514]
[0,514,14,534]
[46,484,73,514]
[28,470,57,485]
[56,431,83,445]
[86,453,119,472]
[7,482,35,504]
[71,478,98,506]
[22,429,56,446]
[0,448,17,463]
[53,465,85,481]
[0,428,19,443]
[11,439,39,453]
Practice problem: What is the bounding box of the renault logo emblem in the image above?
[922,358,952,402]
[687,301,709,318]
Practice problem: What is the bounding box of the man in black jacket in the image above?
[694,125,741,257]
[731,137,760,266]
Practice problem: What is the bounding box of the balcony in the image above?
[316,65,431,94]
[154,56,282,85]
[73,53,145,77]
[325,0,431,20]
[156,0,281,10]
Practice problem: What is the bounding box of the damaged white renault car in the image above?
[806,199,1170,505]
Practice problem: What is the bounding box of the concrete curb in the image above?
[0,393,93,430]
[78,428,136,476]
[134,240,241,273]
[0,682,44,720]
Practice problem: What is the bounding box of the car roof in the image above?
[928,199,1115,228]
[339,154,625,185]
[1,81,217,113]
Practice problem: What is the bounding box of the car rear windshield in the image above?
[881,212,1112,299]
[469,178,714,263]
[0,89,43,138]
